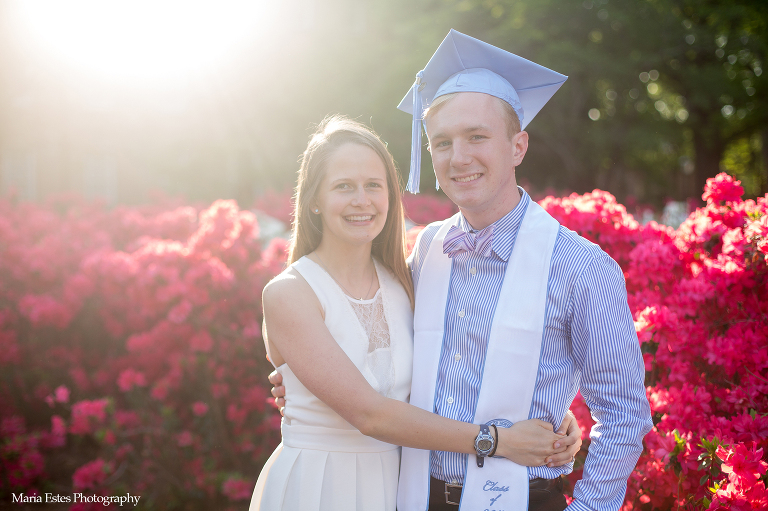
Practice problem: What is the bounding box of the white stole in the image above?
[397,200,560,511]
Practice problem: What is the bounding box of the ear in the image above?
[511,131,529,167]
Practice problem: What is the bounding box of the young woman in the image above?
[250,116,580,511]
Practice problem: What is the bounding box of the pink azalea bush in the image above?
[1,173,765,509]
[0,196,283,509]
[540,176,767,510]
[402,193,458,225]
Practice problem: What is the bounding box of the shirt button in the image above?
[454,353,461,361]
[446,397,454,404]
[458,309,465,318]
[470,267,477,275]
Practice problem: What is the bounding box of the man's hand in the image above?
[495,411,582,467]
[268,370,286,416]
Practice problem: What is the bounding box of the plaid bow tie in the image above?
[442,224,495,258]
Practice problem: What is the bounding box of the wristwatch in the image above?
[474,424,495,467]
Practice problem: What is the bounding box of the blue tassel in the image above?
[406,71,424,194]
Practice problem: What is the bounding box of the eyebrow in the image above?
[329,177,386,185]
[430,125,491,140]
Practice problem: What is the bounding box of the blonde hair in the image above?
[288,115,414,308]
[424,93,521,137]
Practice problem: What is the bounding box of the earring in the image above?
[314,208,319,213]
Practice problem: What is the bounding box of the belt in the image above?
[429,476,565,509]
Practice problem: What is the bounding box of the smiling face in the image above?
[425,92,528,229]
[313,142,389,249]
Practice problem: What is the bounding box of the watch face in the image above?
[477,439,492,452]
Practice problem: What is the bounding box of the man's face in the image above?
[425,92,527,227]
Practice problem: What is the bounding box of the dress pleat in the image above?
[284,449,328,511]
[357,452,386,511]
[322,452,357,511]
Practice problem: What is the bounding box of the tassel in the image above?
[406,71,425,194]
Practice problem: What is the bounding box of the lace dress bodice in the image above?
[348,290,395,398]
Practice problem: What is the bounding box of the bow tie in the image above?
[443,224,495,258]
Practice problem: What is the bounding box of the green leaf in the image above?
[700,473,709,485]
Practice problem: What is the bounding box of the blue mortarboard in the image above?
[398,29,568,193]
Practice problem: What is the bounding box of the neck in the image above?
[312,238,375,292]
[460,185,522,230]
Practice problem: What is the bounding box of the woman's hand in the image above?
[547,410,583,466]
[268,370,286,416]
[494,412,583,467]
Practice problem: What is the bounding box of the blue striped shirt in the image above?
[409,189,652,511]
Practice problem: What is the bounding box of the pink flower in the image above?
[189,331,213,353]
[407,226,426,254]
[177,430,194,447]
[718,443,768,488]
[644,428,676,464]
[72,459,113,491]
[192,402,209,416]
[53,385,70,403]
[41,415,66,448]
[1,416,26,437]
[253,188,293,224]
[116,368,147,392]
[226,404,247,426]
[69,367,91,391]
[150,380,170,401]
[702,172,745,204]
[114,410,141,430]
[6,449,45,487]
[211,382,229,398]
[17,294,74,328]
[402,193,458,225]
[222,476,254,501]
[69,399,110,435]
[168,299,193,323]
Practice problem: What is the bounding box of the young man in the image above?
[395,30,652,511]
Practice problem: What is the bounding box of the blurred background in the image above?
[0,0,765,211]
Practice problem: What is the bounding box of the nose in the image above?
[350,186,371,207]
[450,140,473,167]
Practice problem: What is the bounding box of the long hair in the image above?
[288,115,414,308]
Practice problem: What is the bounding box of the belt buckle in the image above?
[444,481,462,506]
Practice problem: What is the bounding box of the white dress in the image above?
[249,256,413,511]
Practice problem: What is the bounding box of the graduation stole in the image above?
[397,200,559,511]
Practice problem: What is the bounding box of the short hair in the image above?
[423,93,521,138]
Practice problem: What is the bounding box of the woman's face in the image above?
[314,142,389,249]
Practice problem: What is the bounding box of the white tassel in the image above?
[406,71,425,194]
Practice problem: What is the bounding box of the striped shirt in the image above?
[408,188,652,511]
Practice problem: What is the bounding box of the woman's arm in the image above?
[263,271,578,466]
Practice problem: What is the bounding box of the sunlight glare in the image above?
[16,1,266,84]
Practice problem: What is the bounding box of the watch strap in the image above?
[475,424,493,468]
[489,424,498,457]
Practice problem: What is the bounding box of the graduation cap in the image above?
[397,29,567,193]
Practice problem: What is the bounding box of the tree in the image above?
[410,0,768,202]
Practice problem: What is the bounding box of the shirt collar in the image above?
[456,187,531,262]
